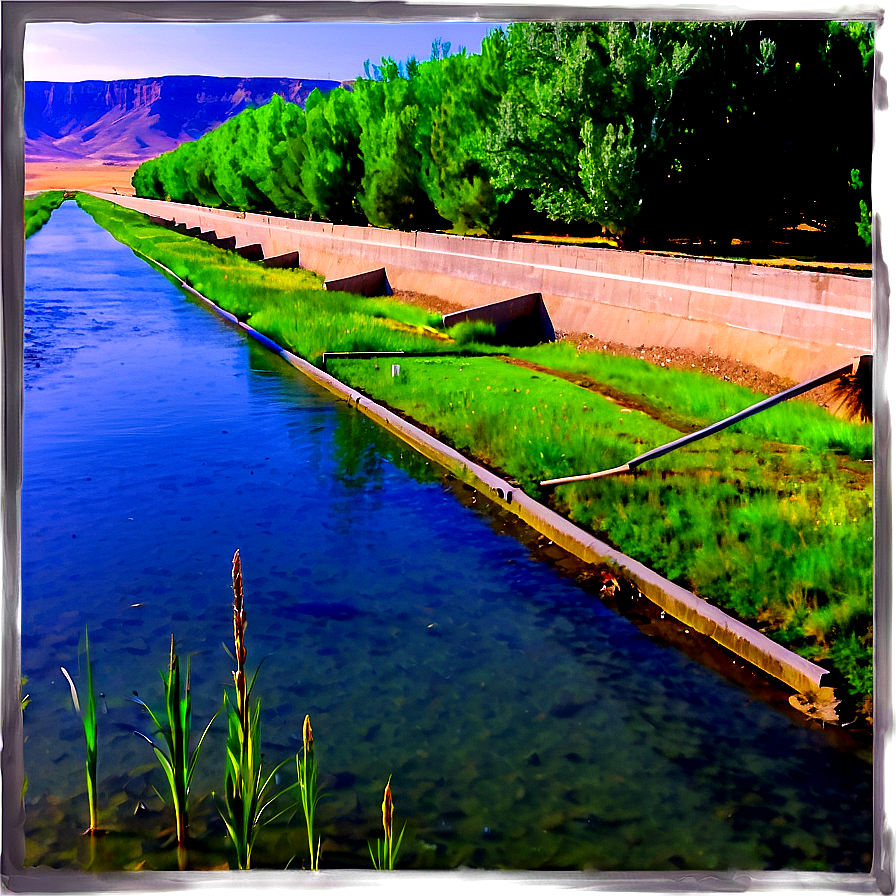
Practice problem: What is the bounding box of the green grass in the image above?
[215,550,298,870]
[296,715,321,871]
[25,191,67,238]
[510,342,872,461]
[60,626,100,834]
[331,354,873,700]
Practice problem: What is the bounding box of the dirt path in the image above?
[392,288,849,411]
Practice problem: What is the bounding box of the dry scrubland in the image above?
[25,161,139,195]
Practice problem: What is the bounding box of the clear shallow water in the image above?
[21,202,872,873]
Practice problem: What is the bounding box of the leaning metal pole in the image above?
[541,354,872,487]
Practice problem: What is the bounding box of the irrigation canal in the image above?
[21,202,872,872]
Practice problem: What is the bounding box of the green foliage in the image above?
[132,96,313,216]
[850,169,872,248]
[60,626,100,834]
[577,116,642,236]
[485,22,697,239]
[412,32,509,234]
[302,87,365,223]
[24,191,67,238]
[355,62,445,231]
[130,635,219,845]
[447,319,498,346]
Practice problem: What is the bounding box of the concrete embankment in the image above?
[87,192,872,383]
[126,240,830,697]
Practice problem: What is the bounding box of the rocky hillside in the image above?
[25,75,341,162]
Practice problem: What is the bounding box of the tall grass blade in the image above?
[370,775,406,870]
[130,634,219,845]
[61,625,101,834]
[297,714,321,870]
[213,550,298,869]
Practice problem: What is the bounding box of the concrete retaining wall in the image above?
[137,242,829,695]
[90,193,873,382]
[443,292,555,346]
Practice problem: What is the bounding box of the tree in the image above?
[663,20,873,249]
[412,30,509,234]
[301,87,365,223]
[485,22,698,243]
[251,94,313,218]
[355,58,445,231]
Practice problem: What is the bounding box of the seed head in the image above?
[303,714,313,753]
[382,776,394,841]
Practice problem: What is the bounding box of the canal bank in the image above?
[85,192,872,385]
[130,238,830,698]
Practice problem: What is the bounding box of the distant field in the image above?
[25,160,139,195]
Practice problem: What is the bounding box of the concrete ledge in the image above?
[263,250,301,269]
[442,292,556,346]
[235,242,264,261]
[324,267,392,296]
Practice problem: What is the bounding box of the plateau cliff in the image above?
[25,75,341,162]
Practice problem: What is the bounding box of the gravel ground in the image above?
[391,288,846,409]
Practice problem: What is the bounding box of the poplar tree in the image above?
[301,87,365,223]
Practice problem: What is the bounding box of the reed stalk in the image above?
[214,549,296,869]
[369,776,406,870]
[130,634,218,845]
[297,714,321,870]
[60,625,100,835]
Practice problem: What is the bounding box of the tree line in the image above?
[132,21,873,251]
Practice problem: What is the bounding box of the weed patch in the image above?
[511,343,872,461]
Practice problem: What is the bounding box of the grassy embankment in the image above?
[75,193,873,709]
[75,193,488,366]
[25,190,67,238]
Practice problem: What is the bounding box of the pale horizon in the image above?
[24,21,506,83]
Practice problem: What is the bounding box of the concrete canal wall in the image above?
[90,192,872,383]
[126,239,830,696]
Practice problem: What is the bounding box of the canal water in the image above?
[21,201,872,873]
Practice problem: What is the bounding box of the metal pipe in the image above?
[541,355,871,487]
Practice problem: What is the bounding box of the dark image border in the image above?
[0,0,896,894]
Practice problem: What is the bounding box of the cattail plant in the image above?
[369,776,406,870]
[130,634,218,846]
[214,550,296,869]
[60,626,101,835]
[297,714,321,870]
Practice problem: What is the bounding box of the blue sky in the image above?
[24,21,506,82]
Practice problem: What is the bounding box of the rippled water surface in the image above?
[21,202,872,873]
